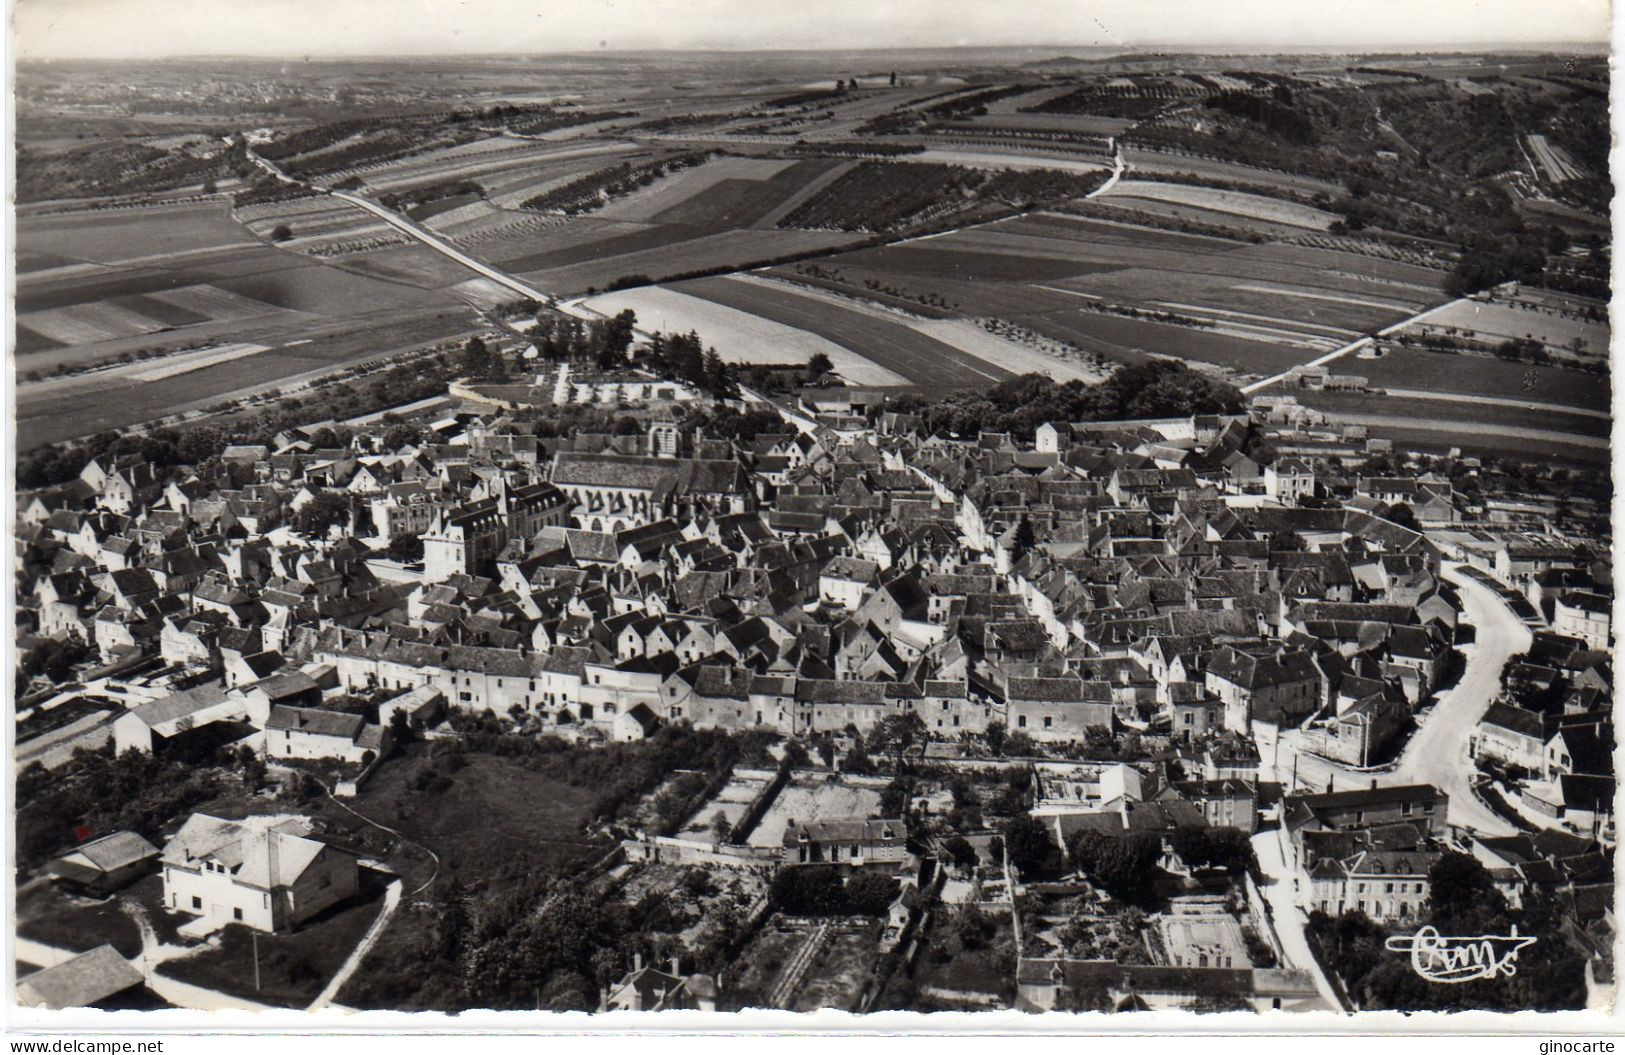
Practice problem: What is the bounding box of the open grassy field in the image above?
[675,275,1016,386]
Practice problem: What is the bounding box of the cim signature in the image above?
[1384,925,1537,984]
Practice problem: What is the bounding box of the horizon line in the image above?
[17,40,1611,62]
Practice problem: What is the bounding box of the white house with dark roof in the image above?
[160,813,358,933]
[264,705,388,764]
[782,816,907,869]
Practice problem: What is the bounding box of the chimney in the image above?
[669,956,680,975]
[633,952,642,972]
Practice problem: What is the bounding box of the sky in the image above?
[12,0,1613,61]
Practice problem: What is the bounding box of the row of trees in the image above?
[887,363,1244,441]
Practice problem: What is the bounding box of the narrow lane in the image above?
[1251,827,1345,1012]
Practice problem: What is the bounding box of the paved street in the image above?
[1399,564,1529,836]
[1257,564,1526,838]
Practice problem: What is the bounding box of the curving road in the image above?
[1260,563,1525,838]
[1399,564,1528,836]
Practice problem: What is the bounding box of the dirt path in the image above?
[1240,295,1473,395]
[307,877,403,1011]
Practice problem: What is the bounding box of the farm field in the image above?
[1093,194,1327,241]
[16,307,476,448]
[518,228,863,296]
[17,200,259,264]
[1120,148,1343,195]
[781,211,1447,376]
[961,111,1134,136]
[598,155,799,221]
[673,275,1016,386]
[579,285,908,386]
[1099,179,1338,230]
[1298,390,1609,438]
[1402,296,1607,356]
[1351,348,1607,413]
[359,137,640,194]
[16,203,473,362]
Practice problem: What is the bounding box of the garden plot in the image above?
[580,285,908,386]
[744,773,885,849]
[678,768,777,839]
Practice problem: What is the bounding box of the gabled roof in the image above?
[18,945,144,1010]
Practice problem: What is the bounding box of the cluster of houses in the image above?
[14,372,1615,1013]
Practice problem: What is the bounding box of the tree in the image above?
[867,712,925,763]
[382,423,422,450]
[1000,814,1055,877]
[770,865,849,915]
[271,223,292,242]
[460,335,499,379]
[1170,826,1253,873]
[1384,502,1421,531]
[1067,830,1163,904]
[840,745,875,774]
[806,352,834,382]
[1003,729,1037,757]
[954,904,997,950]
[1270,530,1308,552]
[845,872,898,916]
[942,834,978,871]
[1012,514,1036,564]
[984,720,1007,757]
[295,492,352,535]
[388,708,415,746]
[386,534,425,561]
[1426,852,1507,929]
[878,775,915,818]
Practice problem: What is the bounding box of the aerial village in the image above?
[14,330,1614,1015]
